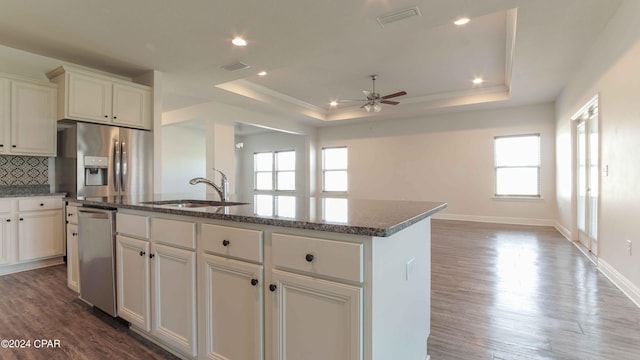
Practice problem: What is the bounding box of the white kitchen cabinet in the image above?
[0,74,57,156]
[17,210,64,262]
[151,243,197,357]
[65,203,80,292]
[47,66,152,129]
[0,213,13,265]
[200,253,264,360]
[115,214,197,358]
[269,269,363,360]
[116,234,151,331]
[0,196,65,276]
[0,78,9,154]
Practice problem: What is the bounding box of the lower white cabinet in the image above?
[66,223,79,292]
[0,196,65,276]
[65,202,80,292]
[116,235,150,330]
[17,210,63,261]
[199,253,264,360]
[116,215,197,358]
[151,243,197,357]
[0,213,12,265]
[269,269,363,360]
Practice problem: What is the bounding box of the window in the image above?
[494,134,540,197]
[254,150,296,191]
[322,147,348,192]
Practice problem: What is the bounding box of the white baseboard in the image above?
[554,221,572,241]
[598,259,640,309]
[0,257,64,276]
[432,213,554,227]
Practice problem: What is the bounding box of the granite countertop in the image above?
[0,185,66,198]
[67,193,446,237]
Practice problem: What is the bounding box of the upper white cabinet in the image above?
[47,66,152,130]
[0,74,57,157]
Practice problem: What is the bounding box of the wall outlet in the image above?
[627,240,632,256]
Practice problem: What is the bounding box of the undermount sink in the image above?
[141,200,249,208]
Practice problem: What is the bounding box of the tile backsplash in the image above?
[0,155,49,185]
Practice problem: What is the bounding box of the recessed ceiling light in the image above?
[232,37,247,46]
[329,101,338,107]
[454,17,470,26]
[473,77,484,85]
[258,71,267,76]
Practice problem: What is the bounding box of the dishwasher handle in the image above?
[78,208,114,220]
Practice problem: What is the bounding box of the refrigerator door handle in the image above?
[121,141,127,192]
[114,139,121,193]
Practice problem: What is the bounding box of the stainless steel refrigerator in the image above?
[56,122,153,197]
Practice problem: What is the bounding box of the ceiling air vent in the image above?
[377,6,422,27]
[221,62,250,72]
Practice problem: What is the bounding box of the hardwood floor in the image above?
[2,220,640,359]
[428,220,640,360]
[0,265,178,360]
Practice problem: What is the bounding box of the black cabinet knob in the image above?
[139,251,146,257]
[222,239,230,247]
[250,279,259,286]
[113,116,117,119]
[72,232,78,236]
[68,213,72,217]
[305,254,314,262]
[19,218,23,221]
[104,115,108,118]
[5,219,10,222]
[0,144,3,147]
[40,203,44,206]
[269,284,277,292]
[149,253,155,259]
[12,145,16,148]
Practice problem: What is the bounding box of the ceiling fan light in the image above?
[373,103,382,112]
[364,104,372,112]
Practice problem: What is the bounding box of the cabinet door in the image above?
[0,215,13,265]
[112,83,151,129]
[270,269,363,360]
[66,224,80,292]
[17,210,63,262]
[151,243,197,357]
[200,253,264,360]
[67,72,112,123]
[10,81,57,156]
[116,235,150,331]
[0,78,9,153]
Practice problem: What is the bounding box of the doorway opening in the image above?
[573,96,599,257]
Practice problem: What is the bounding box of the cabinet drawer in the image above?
[0,199,12,213]
[151,218,196,250]
[66,204,79,224]
[116,213,149,239]
[201,224,263,263]
[272,233,363,283]
[18,197,62,211]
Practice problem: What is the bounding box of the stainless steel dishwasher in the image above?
[77,206,117,317]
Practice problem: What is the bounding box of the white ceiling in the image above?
[0,0,622,126]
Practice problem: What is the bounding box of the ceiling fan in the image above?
[338,75,407,112]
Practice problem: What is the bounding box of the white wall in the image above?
[318,103,557,225]
[555,0,640,302]
[161,123,206,194]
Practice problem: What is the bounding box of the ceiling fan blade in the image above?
[380,100,400,105]
[382,91,407,99]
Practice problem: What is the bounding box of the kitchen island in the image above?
[68,193,446,360]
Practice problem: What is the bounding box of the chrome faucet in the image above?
[189,168,229,202]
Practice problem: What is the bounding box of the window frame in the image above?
[253,150,296,192]
[493,134,541,198]
[321,146,348,193]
